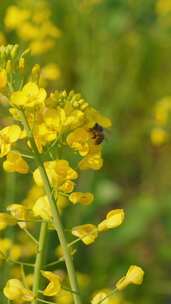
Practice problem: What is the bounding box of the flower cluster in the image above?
[0,45,144,304]
[4,0,61,55]
[1,0,61,89]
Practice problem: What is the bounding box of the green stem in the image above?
[23,228,39,245]
[37,298,56,304]
[44,256,64,268]
[21,111,82,304]
[32,222,48,304]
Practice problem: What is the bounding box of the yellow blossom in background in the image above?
[25,274,34,288]
[0,238,12,259]
[4,2,61,55]
[0,212,16,230]
[0,69,7,90]
[5,6,30,30]
[0,239,21,262]
[17,233,37,258]
[30,40,54,55]
[72,224,98,245]
[69,192,94,205]
[3,151,29,174]
[41,271,62,296]
[116,265,144,291]
[91,290,124,304]
[22,185,44,209]
[33,195,52,221]
[9,244,22,261]
[156,0,171,15]
[10,82,47,108]
[10,266,22,280]
[150,127,167,146]
[77,272,90,288]
[98,209,125,232]
[91,291,108,304]
[3,279,34,302]
[154,97,171,125]
[56,289,73,304]
[40,63,61,83]
[0,125,21,157]
[7,204,32,228]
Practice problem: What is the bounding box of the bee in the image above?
[89,123,105,145]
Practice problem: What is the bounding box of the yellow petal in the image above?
[69,192,94,205]
[3,151,29,174]
[0,69,7,90]
[91,291,108,304]
[72,224,98,245]
[98,209,125,232]
[33,196,52,221]
[115,265,144,291]
[41,271,61,296]
[3,279,34,301]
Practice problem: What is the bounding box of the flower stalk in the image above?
[21,110,82,304]
[32,221,47,304]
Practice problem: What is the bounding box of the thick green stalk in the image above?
[32,222,47,304]
[21,111,82,304]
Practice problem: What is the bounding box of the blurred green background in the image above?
[2,0,171,303]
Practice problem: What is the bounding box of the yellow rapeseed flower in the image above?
[3,151,29,174]
[3,279,34,302]
[67,127,91,156]
[0,213,16,230]
[25,274,34,288]
[69,192,94,205]
[156,0,171,15]
[33,160,78,190]
[59,180,75,193]
[154,98,171,125]
[150,127,167,146]
[56,289,73,304]
[91,291,108,304]
[72,224,98,245]
[0,125,21,157]
[79,145,103,170]
[85,107,112,129]
[115,265,144,291]
[98,209,125,232]
[5,6,30,29]
[41,63,60,81]
[7,203,32,228]
[41,271,62,296]
[0,238,12,259]
[0,69,7,90]
[33,195,52,221]
[9,244,22,260]
[91,290,123,304]
[10,82,47,108]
